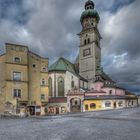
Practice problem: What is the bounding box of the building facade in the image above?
[47,57,88,115]
[0,43,49,115]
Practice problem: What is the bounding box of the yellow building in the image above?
[0,43,49,115]
[84,100,102,112]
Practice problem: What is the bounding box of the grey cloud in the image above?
[100,0,140,93]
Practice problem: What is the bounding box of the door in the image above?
[29,106,35,115]
[114,102,116,109]
[56,107,59,114]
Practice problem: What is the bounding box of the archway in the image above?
[70,98,81,113]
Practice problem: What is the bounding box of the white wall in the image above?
[49,71,79,97]
[65,71,79,94]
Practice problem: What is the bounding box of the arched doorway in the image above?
[70,98,81,113]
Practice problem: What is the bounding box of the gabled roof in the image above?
[49,57,76,74]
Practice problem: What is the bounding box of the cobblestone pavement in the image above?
[0,107,140,140]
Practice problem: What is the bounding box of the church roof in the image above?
[49,57,76,74]
[49,57,88,82]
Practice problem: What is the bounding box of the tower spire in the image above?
[80,0,100,29]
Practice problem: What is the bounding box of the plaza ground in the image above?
[0,107,140,140]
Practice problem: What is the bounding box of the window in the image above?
[32,64,36,68]
[61,107,66,113]
[88,38,90,44]
[42,67,47,72]
[58,77,64,97]
[71,81,74,88]
[83,48,91,57]
[14,57,21,62]
[90,103,96,109]
[109,90,112,95]
[84,39,87,45]
[118,101,123,107]
[13,89,21,98]
[105,101,111,107]
[82,81,84,88]
[41,79,46,86]
[41,94,45,100]
[13,72,21,81]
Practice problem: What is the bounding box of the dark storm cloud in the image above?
[100,0,140,93]
[0,0,32,24]
[0,0,139,93]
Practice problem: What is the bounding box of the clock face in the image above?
[83,48,91,57]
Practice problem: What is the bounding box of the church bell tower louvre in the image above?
[78,0,102,85]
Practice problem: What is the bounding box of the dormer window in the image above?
[42,67,47,72]
[14,57,21,62]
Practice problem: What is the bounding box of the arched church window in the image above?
[88,38,90,44]
[84,39,86,45]
[58,77,64,97]
[48,77,52,96]
[71,81,74,88]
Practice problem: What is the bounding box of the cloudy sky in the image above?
[0,0,139,94]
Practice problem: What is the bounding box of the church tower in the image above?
[78,0,101,84]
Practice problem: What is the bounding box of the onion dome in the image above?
[80,0,100,24]
[85,0,94,9]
